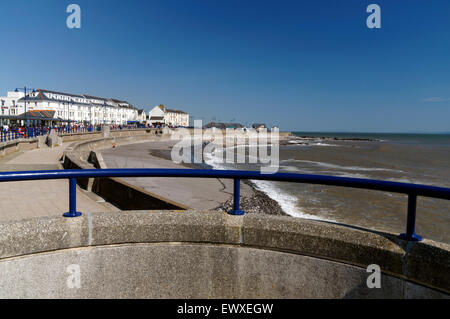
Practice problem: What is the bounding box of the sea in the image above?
[204,132,450,244]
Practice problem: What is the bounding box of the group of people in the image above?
[0,125,48,140]
[2,124,29,135]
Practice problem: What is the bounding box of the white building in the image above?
[148,105,166,126]
[0,91,24,116]
[0,89,139,125]
[165,108,189,127]
[136,109,147,124]
[148,104,189,127]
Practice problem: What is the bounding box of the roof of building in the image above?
[25,110,57,119]
[166,108,188,114]
[16,89,137,110]
[203,122,244,129]
[38,89,85,99]
[0,110,63,121]
[110,98,136,109]
[252,123,267,128]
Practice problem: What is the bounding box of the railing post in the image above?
[228,178,245,216]
[399,194,422,241]
[63,178,82,218]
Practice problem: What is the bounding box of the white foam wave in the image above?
[386,177,423,184]
[204,151,337,222]
[334,172,372,179]
[203,151,228,170]
[280,159,402,173]
[279,165,302,172]
[251,179,336,222]
[313,143,339,147]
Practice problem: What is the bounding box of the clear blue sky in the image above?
[1,0,449,132]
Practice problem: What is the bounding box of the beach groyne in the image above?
[0,210,447,298]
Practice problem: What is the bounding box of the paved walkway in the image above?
[0,144,117,222]
[101,141,255,210]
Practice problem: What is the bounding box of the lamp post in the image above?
[67,101,71,128]
[67,102,69,127]
[15,86,36,129]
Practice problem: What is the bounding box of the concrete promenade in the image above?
[101,141,256,210]
[0,143,116,221]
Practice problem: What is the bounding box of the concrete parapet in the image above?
[0,211,448,298]
[0,139,39,158]
[60,131,102,142]
[59,128,157,143]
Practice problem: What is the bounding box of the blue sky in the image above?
[0,0,449,132]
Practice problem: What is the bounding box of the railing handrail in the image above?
[0,168,449,200]
[0,168,449,242]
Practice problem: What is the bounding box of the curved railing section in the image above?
[0,168,449,242]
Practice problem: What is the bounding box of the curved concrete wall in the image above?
[0,211,448,298]
[0,138,40,157]
[62,133,187,210]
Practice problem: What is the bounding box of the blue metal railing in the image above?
[0,168,449,242]
[0,127,51,142]
[54,125,144,135]
[0,125,146,143]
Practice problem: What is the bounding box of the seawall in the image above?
[0,211,448,298]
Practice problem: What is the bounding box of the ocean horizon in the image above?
[291,132,450,145]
